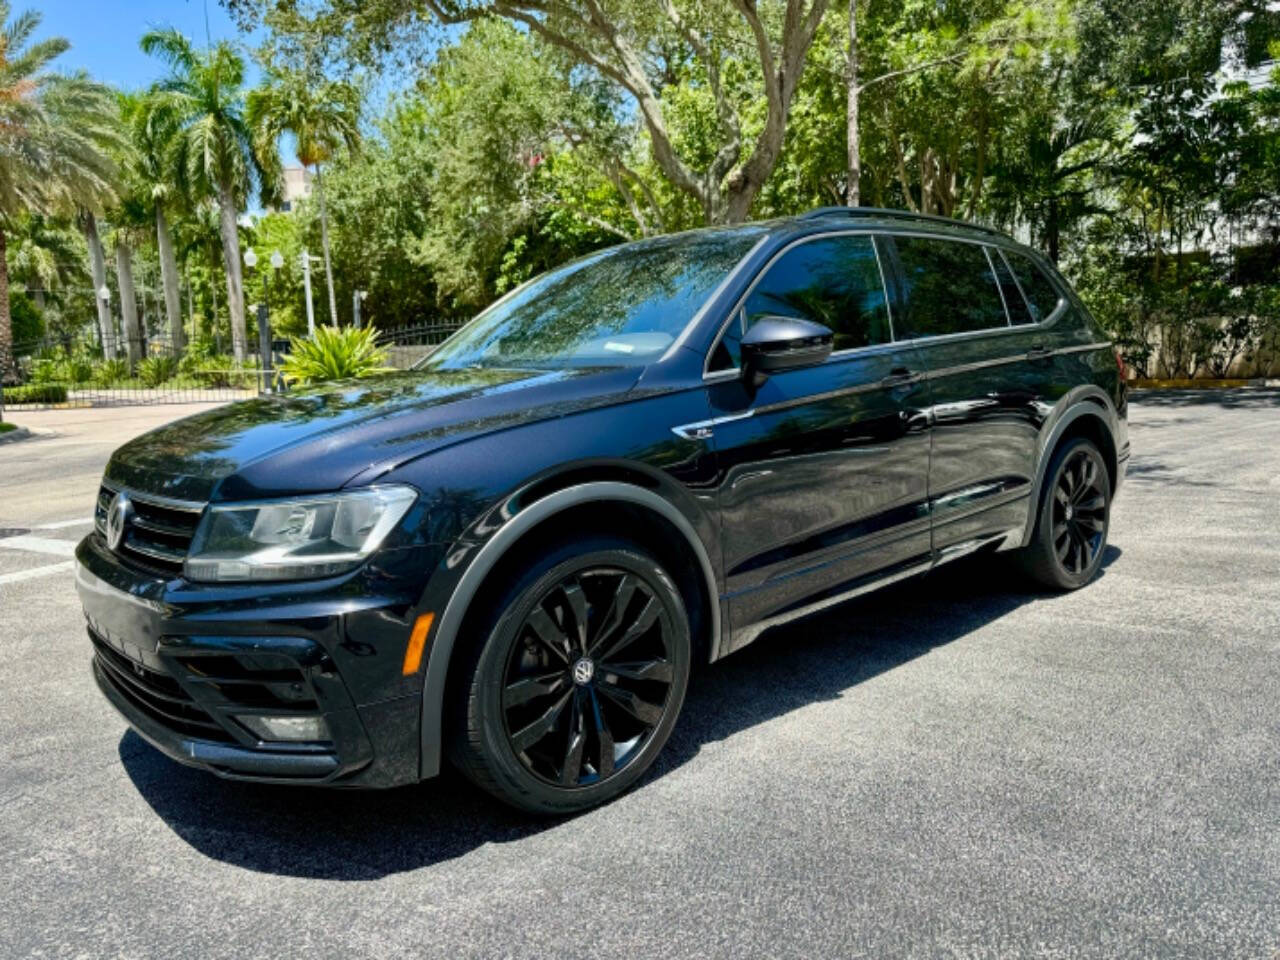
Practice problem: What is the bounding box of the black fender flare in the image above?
[1019,386,1121,547]
[417,481,720,779]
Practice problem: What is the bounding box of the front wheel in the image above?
[450,536,691,814]
[1016,436,1111,590]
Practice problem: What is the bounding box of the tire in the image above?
[449,535,691,814]
[1016,436,1111,590]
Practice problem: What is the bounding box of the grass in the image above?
[0,422,16,434]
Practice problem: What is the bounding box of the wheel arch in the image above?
[417,480,720,779]
[1019,388,1120,548]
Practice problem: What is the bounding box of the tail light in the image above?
[1114,350,1125,376]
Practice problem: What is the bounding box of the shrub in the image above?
[138,354,178,387]
[279,325,388,385]
[95,358,129,385]
[65,357,95,385]
[3,383,67,404]
[28,358,60,384]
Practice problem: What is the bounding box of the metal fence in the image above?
[3,332,278,411]
[376,321,463,370]
[3,321,466,411]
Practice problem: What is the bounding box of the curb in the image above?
[0,426,32,445]
[1127,378,1279,390]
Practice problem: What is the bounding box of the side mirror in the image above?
[740,316,834,387]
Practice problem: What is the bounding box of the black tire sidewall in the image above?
[465,537,691,814]
[1035,437,1111,589]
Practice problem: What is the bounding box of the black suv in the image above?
[77,208,1129,813]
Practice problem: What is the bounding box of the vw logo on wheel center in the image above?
[105,491,132,553]
[572,658,595,685]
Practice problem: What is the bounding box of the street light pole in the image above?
[300,250,320,337]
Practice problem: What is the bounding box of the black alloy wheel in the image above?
[1051,447,1107,575]
[503,568,676,787]
[1018,436,1111,590]
[451,536,691,814]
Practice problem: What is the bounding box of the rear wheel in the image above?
[1017,436,1111,590]
[450,536,691,814]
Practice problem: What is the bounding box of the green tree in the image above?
[140,28,278,362]
[248,67,361,327]
[231,0,832,225]
[123,91,186,351]
[0,2,120,383]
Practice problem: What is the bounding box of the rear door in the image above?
[701,232,932,649]
[885,233,1059,558]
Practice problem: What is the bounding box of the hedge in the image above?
[3,383,68,404]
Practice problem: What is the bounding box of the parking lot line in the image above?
[0,535,79,557]
[0,560,75,586]
[37,518,94,529]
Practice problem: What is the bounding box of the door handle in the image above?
[880,366,918,386]
[1026,345,1052,361]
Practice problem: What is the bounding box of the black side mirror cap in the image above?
[740,316,834,386]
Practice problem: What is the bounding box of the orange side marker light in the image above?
[402,612,435,676]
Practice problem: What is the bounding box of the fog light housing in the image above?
[237,714,330,743]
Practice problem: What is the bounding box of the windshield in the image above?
[422,228,764,370]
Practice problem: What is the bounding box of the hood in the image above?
[104,365,643,502]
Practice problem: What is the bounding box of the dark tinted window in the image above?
[1003,250,1063,323]
[991,250,1035,325]
[426,228,763,370]
[746,235,890,350]
[893,236,1008,337]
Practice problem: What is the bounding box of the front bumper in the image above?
[76,532,433,787]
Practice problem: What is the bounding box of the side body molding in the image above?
[1018,386,1121,548]
[417,481,721,779]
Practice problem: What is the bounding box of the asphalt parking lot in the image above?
[1,390,1277,958]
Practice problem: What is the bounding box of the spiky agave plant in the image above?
[279,325,388,385]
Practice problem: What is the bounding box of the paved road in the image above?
[1,391,1277,958]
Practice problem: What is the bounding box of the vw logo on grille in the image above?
[572,658,595,685]
[105,491,132,553]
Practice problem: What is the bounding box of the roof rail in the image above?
[798,205,1005,238]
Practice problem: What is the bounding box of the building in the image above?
[277,165,313,213]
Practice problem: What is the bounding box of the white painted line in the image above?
[0,535,78,557]
[37,518,94,530]
[0,560,75,586]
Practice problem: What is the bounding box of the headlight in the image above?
[185,486,418,582]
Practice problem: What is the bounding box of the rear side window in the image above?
[990,250,1035,325]
[734,234,891,359]
[1003,250,1064,323]
[892,236,1009,337]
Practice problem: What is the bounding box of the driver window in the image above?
[708,234,892,372]
[747,234,891,351]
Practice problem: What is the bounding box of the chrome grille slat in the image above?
[96,482,205,576]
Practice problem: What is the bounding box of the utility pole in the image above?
[300,249,318,336]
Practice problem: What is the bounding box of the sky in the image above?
[33,0,260,92]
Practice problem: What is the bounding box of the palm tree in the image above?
[0,2,121,384]
[140,29,278,363]
[122,91,185,351]
[248,68,360,327]
[6,214,81,314]
[989,112,1113,264]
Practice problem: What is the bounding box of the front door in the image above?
[700,232,933,651]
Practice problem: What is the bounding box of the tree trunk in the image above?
[82,212,116,359]
[156,206,184,353]
[216,182,247,362]
[0,228,15,386]
[115,241,142,374]
[315,164,339,326]
[845,0,861,207]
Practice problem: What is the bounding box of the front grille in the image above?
[90,629,235,743]
[96,483,203,577]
